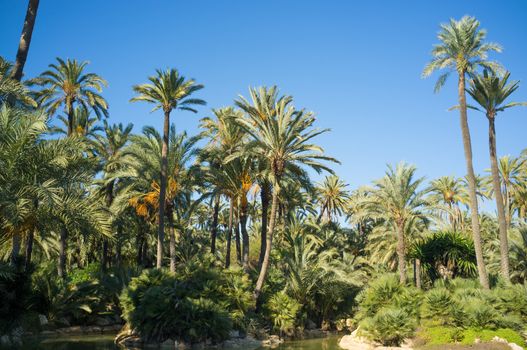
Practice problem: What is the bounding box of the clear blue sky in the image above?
[1,1,527,211]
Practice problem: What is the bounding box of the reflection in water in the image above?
[24,334,343,350]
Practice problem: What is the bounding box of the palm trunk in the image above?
[458,73,489,289]
[211,195,219,254]
[11,0,39,81]
[258,181,270,270]
[156,109,171,268]
[10,233,21,266]
[254,181,279,303]
[58,226,68,278]
[136,219,144,266]
[488,116,510,281]
[168,208,176,272]
[24,228,34,271]
[102,181,114,271]
[225,197,234,268]
[414,259,422,289]
[396,221,407,284]
[115,222,122,267]
[235,209,241,265]
[240,203,250,272]
[66,98,74,136]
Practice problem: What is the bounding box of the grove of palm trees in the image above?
[1,3,527,350]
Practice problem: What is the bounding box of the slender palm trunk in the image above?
[115,223,122,267]
[168,208,176,272]
[12,0,39,81]
[504,185,511,228]
[58,226,67,278]
[414,259,422,289]
[10,234,21,266]
[24,228,34,271]
[458,73,489,289]
[102,182,114,271]
[156,109,171,268]
[225,197,234,268]
[254,182,279,303]
[488,115,510,281]
[258,181,270,269]
[240,203,250,272]
[210,195,219,254]
[235,209,241,265]
[136,218,144,266]
[395,221,407,284]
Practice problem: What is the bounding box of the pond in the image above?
[23,334,344,350]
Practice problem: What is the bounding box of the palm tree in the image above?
[358,163,427,284]
[496,156,526,228]
[199,107,246,255]
[30,58,108,136]
[0,57,35,107]
[122,125,199,272]
[91,121,134,269]
[131,68,204,268]
[11,0,40,81]
[423,16,502,289]
[53,106,103,139]
[427,176,466,230]
[467,70,526,281]
[315,175,350,223]
[235,86,292,270]
[233,87,337,302]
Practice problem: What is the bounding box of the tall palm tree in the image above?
[232,88,337,302]
[358,163,427,284]
[199,107,245,255]
[315,175,350,223]
[122,125,199,272]
[30,58,108,136]
[467,70,526,281]
[91,121,134,269]
[423,16,502,289]
[235,86,292,269]
[131,68,204,268]
[11,0,40,81]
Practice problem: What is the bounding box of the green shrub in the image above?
[460,328,526,347]
[462,298,499,329]
[416,326,462,345]
[355,274,404,319]
[360,307,416,346]
[119,259,252,344]
[421,287,454,325]
[267,291,301,335]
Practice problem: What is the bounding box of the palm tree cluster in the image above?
[1,12,527,341]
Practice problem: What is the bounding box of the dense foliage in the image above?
[1,11,527,348]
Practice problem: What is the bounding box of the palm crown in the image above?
[131,68,205,113]
[422,16,502,92]
[30,57,108,118]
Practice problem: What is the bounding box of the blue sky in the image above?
[1,1,527,211]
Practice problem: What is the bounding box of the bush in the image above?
[416,326,462,345]
[267,291,301,335]
[355,274,405,319]
[119,258,252,344]
[421,287,455,325]
[460,328,526,347]
[360,307,416,346]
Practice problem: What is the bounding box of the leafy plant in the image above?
[267,291,301,335]
[361,307,416,346]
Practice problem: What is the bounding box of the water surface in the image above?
[24,334,343,350]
